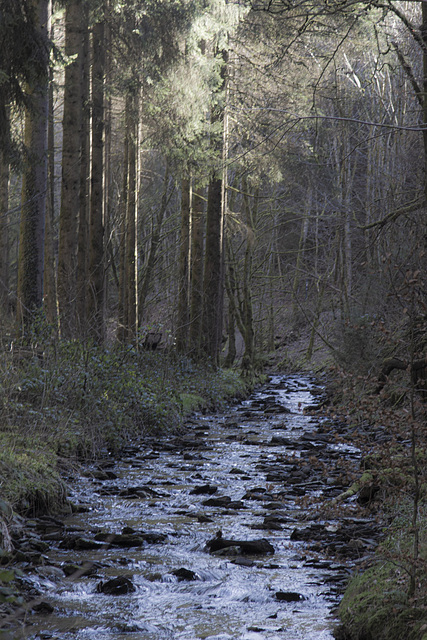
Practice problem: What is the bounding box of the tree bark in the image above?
[57,0,83,338]
[125,89,138,340]
[76,6,90,337]
[87,17,105,343]
[189,186,205,356]
[175,177,191,353]
[44,70,57,329]
[139,164,170,324]
[117,96,130,343]
[202,48,228,363]
[16,0,50,332]
[0,127,9,313]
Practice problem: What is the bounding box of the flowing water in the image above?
[23,374,354,640]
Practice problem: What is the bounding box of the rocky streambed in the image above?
[1,374,384,640]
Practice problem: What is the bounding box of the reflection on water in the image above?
[24,375,346,640]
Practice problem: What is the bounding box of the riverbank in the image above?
[0,345,252,515]
[316,374,427,640]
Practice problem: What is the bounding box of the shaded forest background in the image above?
[1,0,427,374]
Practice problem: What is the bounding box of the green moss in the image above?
[180,393,206,413]
[336,561,427,640]
[0,434,66,516]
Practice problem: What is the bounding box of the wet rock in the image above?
[242,489,270,501]
[59,536,105,551]
[97,576,135,595]
[171,568,198,581]
[141,531,168,544]
[275,591,306,602]
[232,557,254,567]
[264,502,286,510]
[225,501,246,510]
[301,431,331,444]
[189,484,218,495]
[202,496,231,507]
[62,562,99,577]
[94,533,144,547]
[118,485,162,499]
[264,405,291,415]
[94,531,167,546]
[36,566,64,582]
[32,601,55,614]
[88,468,118,481]
[269,436,293,446]
[206,534,275,556]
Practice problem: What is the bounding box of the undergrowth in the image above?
[0,341,248,516]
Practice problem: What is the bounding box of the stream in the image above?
[18,374,370,640]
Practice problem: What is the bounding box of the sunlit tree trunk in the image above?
[76,7,90,336]
[175,177,191,353]
[87,17,105,343]
[117,97,130,343]
[125,88,138,340]
[16,0,50,331]
[57,0,83,338]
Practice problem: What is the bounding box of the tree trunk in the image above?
[76,6,90,337]
[202,48,228,363]
[57,0,83,338]
[189,186,205,356]
[125,89,138,340]
[175,177,191,353]
[117,96,130,343]
[139,164,170,323]
[16,0,50,332]
[0,125,9,313]
[241,181,257,372]
[422,2,427,205]
[44,70,57,329]
[224,238,238,368]
[87,17,105,343]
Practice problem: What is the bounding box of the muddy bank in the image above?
[0,374,383,640]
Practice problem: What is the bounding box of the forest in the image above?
[1,0,425,366]
[1,0,427,639]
